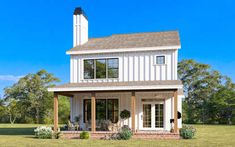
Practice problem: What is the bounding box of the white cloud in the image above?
[0,75,23,82]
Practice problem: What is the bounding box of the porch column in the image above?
[131,91,136,132]
[174,90,178,133]
[91,92,96,132]
[54,93,58,131]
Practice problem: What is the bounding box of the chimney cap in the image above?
[74,7,88,20]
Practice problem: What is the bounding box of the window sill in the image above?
[153,64,167,66]
[81,78,119,82]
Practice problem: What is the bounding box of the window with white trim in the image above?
[84,58,119,79]
[156,56,165,64]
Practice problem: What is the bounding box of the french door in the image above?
[141,102,164,130]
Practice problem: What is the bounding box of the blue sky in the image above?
[0,0,234,97]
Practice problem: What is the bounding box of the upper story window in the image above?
[156,56,165,64]
[84,58,119,79]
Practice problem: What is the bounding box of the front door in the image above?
[140,101,164,130]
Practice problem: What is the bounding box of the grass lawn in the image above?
[0,124,234,147]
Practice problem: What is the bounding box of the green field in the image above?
[0,124,234,147]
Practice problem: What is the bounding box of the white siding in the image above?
[70,50,178,83]
[70,92,182,131]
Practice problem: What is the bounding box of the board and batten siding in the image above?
[70,92,182,131]
[70,50,178,83]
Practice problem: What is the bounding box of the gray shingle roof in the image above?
[69,31,180,52]
[53,80,182,88]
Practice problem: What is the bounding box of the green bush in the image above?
[120,109,131,120]
[34,126,53,139]
[53,131,62,139]
[180,125,196,139]
[80,131,90,139]
[118,126,133,140]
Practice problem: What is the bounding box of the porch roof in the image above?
[48,80,183,94]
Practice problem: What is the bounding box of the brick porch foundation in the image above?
[61,131,180,139]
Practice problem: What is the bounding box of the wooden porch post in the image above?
[54,93,58,131]
[174,90,178,133]
[131,91,136,132]
[91,92,96,132]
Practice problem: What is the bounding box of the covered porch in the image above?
[49,80,183,139]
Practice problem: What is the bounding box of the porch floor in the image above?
[61,131,180,139]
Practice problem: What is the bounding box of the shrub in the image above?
[101,126,133,140]
[34,126,53,139]
[120,109,131,120]
[80,131,90,139]
[180,125,196,139]
[101,133,120,140]
[118,126,133,140]
[53,131,62,139]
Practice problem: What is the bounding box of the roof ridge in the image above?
[88,30,179,40]
[110,30,179,36]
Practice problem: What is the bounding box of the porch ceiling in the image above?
[48,80,183,95]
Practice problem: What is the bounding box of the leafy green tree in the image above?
[58,96,70,124]
[4,69,59,124]
[209,78,235,124]
[5,99,21,124]
[0,99,6,122]
[178,59,234,124]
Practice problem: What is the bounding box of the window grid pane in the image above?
[83,99,91,123]
[83,99,119,123]
[156,56,165,64]
[84,60,94,79]
[108,58,119,78]
[155,104,164,128]
[96,59,106,79]
[96,99,106,120]
[84,58,119,79]
[143,104,151,128]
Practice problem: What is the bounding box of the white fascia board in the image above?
[48,84,183,92]
[66,45,181,55]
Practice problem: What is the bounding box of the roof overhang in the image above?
[48,80,183,93]
[66,45,181,55]
[48,84,182,92]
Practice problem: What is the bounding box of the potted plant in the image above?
[120,109,131,127]
[74,115,81,131]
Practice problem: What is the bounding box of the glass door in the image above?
[141,101,164,130]
[155,104,164,128]
[143,104,152,128]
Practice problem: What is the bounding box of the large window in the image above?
[96,99,106,120]
[96,59,106,79]
[83,99,91,123]
[107,99,119,123]
[84,60,94,79]
[107,58,119,78]
[83,58,119,79]
[83,99,119,123]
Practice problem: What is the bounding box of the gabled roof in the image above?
[67,31,180,54]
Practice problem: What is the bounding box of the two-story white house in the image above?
[48,7,184,138]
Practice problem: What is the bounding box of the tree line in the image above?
[0,70,70,124]
[0,60,234,124]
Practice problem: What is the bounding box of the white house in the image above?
[48,7,184,138]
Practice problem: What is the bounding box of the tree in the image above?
[58,96,70,124]
[178,59,234,124]
[0,99,6,122]
[5,99,21,124]
[4,69,59,124]
[209,78,235,124]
